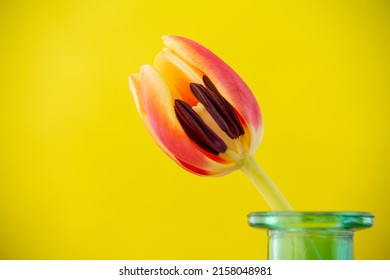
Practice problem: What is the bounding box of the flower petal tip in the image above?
[129,74,143,114]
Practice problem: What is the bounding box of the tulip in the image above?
[129,36,292,211]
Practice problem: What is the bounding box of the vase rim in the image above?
[248,211,374,230]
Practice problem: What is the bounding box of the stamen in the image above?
[174,99,227,155]
[202,75,219,95]
[190,76,245,139]
[224,149,241,162]
[234,138,245,156]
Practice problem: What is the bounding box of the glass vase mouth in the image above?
[248,211,374,230]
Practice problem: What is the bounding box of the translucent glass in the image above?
[248,212,374,260]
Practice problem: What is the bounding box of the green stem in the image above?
[240,156,293,211]
[241,156,322,258]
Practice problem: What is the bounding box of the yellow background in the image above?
[1,0,389,259]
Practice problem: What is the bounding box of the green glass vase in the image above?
[248,212,374,260]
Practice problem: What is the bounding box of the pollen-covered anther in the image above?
[174,99,227,155]
[190,76,245,139]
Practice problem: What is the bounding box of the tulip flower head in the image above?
[129,36,292,211]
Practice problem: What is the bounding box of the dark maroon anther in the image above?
[174,99,227,155]
[189,76,244,139]
[202,75,220,96]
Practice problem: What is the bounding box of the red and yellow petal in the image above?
[154,49,203,106]
[129,74,178,162]
[130,73,216,176]
[139,65,237,175]
[163,36,263,154]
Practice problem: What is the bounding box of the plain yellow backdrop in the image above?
[1,0,389,259]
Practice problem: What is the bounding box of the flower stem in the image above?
[240,156,293,211]
[241,157,323,258]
